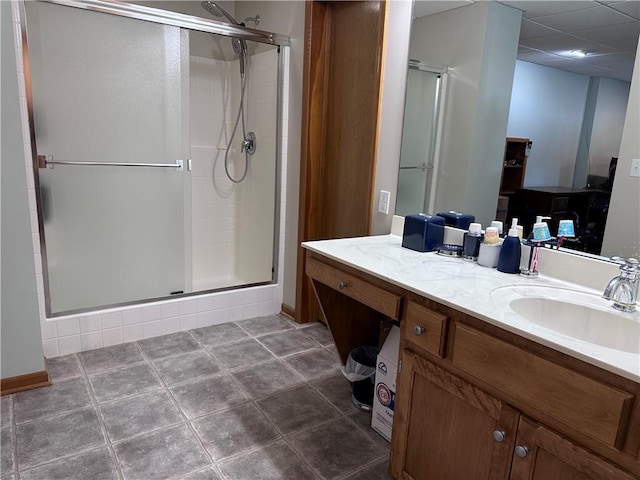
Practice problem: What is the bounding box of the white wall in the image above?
[409,2,521,226]
[507,61,590,187]
[371,0,413,235]
[602,37,640,258]
[1,2,46,378]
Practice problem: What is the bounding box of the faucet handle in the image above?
[610,256,627,264]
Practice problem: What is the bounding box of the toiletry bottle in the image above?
[462,223,482,260]
[497,219,522,274]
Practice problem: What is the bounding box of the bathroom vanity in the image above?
[302,235,640,480]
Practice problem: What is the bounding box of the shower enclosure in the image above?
[395,61,446,216]
[20,0,288,316]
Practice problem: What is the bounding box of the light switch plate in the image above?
[630,159,640,177]
[378,190,391,215]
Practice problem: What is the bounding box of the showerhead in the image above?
[200,1,239,25]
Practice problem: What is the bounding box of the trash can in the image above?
[342,346,379,411]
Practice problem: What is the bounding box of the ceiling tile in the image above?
[572,21,640,43]
[519,19,562,39]
[520,32,614,54]
[603,36,640,52]
[500,1,598,19]
[533,5,634,31]
[583,52,637,67]
[412,0,473,18]
[608,1,640,19]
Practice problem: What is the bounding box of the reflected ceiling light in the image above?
[571,49,588,57]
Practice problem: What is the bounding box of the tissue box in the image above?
[436,211,475,230]
[372,326,400,442]
[402,214,445,252]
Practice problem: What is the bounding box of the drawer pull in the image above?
[492,430,506,443]
[514,445,529,458]
[414,326,426,336]
[338,281,348,290]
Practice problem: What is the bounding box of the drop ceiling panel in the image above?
[572,22,640,44]
[608,1,640,19]
[532,5,634,31]
[500,1,597,19]
[519,19,562,39]
[520,33,614,54]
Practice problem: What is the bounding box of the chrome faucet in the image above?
[602,257,639,312]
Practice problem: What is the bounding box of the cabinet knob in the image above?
[514,445,529,458]
[338,281,348,290]
[492,430,506,443]
[414,326,425,336]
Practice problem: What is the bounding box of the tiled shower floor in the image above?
[0,315,391,480]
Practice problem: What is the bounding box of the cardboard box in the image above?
[371,326,400,442]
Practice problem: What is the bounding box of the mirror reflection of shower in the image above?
[201,1,260,183]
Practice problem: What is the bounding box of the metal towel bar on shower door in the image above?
[37,155,185,171]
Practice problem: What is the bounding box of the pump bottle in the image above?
[497,219,522,274]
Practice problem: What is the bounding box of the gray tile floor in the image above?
[0,315,391,480]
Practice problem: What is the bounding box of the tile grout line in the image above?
[78,349,126,480]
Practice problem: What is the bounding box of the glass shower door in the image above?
[396,67,442,216]
[26,2,189,314]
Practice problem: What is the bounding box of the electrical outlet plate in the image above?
[630,159,640,178]
[378,190,391,215]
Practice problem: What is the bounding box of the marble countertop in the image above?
[303,234,640,383]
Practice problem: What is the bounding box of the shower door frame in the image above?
[17,0,290,318]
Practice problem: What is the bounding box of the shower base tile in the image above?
[45,354,83,381]
[288,417,387,480]
[258,330,320,357]
[310,374,358,414]
[238,315,293,337]
[13,377,92,423]
[16,408,104,470]
[114,424,209,480]
[283,347,341,381]
[79,343,144,374]
[18,447,118,480]
[1,395,12,429]
[153,350,221,386]
[210,338,274,369]
[191,323,249,347]
[231,360,303,399]
[1,428,13,474]
[99,391,183,442]
[138,332,201,359]
[89,363,162,403]
[170,374,248,419]
[191,403,280,460]
[218,442,317,480]
[256,385,340,435]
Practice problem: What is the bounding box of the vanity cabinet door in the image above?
[391,349,519,480]
[509,417,636,480]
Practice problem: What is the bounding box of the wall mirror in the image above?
[396,0,639,258]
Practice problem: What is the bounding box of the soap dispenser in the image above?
[497,219,522,274]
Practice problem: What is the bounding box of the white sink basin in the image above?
[491,285,640,354]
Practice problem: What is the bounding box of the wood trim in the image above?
[295,0,387,325]
[1,370,50,395]
[280,303,295,321]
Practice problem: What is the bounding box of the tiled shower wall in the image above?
[12,5,289,358]
[190,48,280,290]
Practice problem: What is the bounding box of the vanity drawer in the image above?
[451,324,634,449]
[306,256,401,319]
[403,301,449,358]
